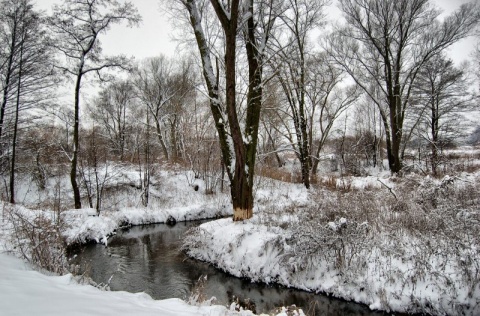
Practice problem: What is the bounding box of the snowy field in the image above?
[1,160,479,315]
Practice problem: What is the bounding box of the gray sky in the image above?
[34,0,476,63]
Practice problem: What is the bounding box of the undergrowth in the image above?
[183,172,480,315]
[288,174,480,314]
[4,204,69,274]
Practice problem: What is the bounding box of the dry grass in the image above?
[188,275,215,306]
[291,174,480,278]
[256,166,303,184]
[5,205,68,274]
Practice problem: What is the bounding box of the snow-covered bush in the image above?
[289,216,370,271]
[4,204,68,274]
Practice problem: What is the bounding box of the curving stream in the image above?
[70,221,391,315]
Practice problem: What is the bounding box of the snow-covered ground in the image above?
[3,166,232,247]
[0,168,308,315]
[1,162,480,315]
[183,172,480,316]
[0,252,260,316]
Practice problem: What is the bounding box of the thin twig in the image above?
[377,179,397,200]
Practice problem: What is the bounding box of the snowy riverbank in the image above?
[1,166,479,315]
[183,173,480,316]
[0,168,309,316]
[0,252,262,316]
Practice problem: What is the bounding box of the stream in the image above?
[70,220,390,315]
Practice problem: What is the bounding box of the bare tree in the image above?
[133,55,194,162]
[89,79,135,160]
[306,53,360,176]
[270,1,359,187]
[0,0,24,143]
[352,94,385,170]
[178,0,278,220]
[0,0,56,203]
[272,0,328,188]
[327,0,478,173]
[165,58,196,161]
[411,54,477,174]
[78,126,107,214]
[258,81,287,168]
[47,0,141,208]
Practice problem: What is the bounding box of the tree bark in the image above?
[0,16,18,141]
[431,100,438,175]
[184,0,270,220]
[71,72,82,209]
[10,32,24,204]
[153,114,169,161]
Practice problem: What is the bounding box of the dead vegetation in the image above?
[283,174,480,314]
[4,204,69,274]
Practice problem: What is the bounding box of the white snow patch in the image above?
[0,253,258,316]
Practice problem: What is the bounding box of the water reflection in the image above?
[71,221,391,315]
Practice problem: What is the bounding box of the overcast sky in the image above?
[34,0,476,64]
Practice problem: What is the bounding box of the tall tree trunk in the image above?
[431,102,438,175]
[232,0,263,220]
[298,41,310,189]
[226,23,252,219]
[153,117,169,161]
[0,18,17,142]
[71,72,82,209]
[390,124,403,173]
[185,0,270,221]
[211,0,256,221]
[170,115,178,161]
[390,121,403,174]
[378,108,396,173]
[143,108,151,206]
[10,34,24,204]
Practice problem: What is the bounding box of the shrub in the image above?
[5,205,68,274]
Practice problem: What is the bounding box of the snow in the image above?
[1,161,480,315]
[184,215,480,315]
[182,171,480,316]
[0,166,300,316]
[0,252,256,316]
[6,167,232,247]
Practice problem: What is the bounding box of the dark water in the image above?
[71,221,390,315]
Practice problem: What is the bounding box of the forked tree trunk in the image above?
[185,0,269,221]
